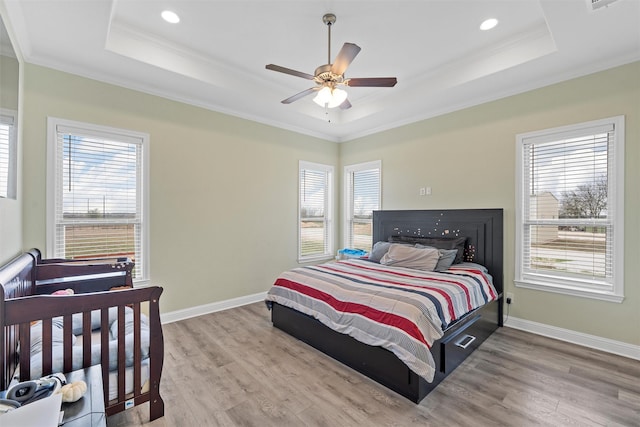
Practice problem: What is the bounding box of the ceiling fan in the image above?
[266,13,397,110]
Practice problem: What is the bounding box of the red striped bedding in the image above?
[265,259,497,382]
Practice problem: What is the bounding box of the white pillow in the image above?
[380,244,440,271]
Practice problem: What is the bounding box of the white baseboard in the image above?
[505,316,640,361]
[161,291,267,324]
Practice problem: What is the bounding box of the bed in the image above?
[266,208,503,403]
[0,248,164,421]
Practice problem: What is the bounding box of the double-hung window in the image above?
[298,161,333,262]
[515,116,624,302]
[0,110,17,199]
[344,161,381,252]
[47,117,149,282]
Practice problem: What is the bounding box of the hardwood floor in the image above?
[107,302,640,427]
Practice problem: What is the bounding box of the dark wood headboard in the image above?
[372,209,503,294]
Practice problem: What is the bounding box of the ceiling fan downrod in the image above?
[322,13,336,65]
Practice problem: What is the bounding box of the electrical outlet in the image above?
[506,292,514,304]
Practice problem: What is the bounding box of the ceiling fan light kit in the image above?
[313,86,348,108]
[266,13,397,110]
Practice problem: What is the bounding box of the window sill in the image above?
[515,279,624,303]
[298,255,334,264]
[133,278,150,288]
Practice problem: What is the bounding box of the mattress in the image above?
[106,357,150,401]
[79,331,151,401]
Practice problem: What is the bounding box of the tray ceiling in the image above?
[2,0,639,142]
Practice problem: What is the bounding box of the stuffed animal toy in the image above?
[57,380,87,403]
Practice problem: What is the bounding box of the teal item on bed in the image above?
[338,248,368,257]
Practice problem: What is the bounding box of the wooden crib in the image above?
[0,249,164,421]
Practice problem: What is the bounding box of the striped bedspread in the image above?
[265,259,497,382]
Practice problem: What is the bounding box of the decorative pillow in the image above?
[71,306,119,335]
[380,244,440,271]
[389,235,467,264]
[368,241,392,263]
[369,241,415,263]
[415,244,458,271]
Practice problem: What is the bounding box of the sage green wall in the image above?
[0,53,18,110]
[21,64,338,313]
[340,61,640,346]
[13,57,640,346]
[0,8,22,262]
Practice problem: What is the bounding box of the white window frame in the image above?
[46,117,150,284]
[0,109,17,199]
[343,160,381,251]
[515,116,624,302]
[298,160,334,263]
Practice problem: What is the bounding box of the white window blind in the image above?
[344,161,381,252]
[516,116,624,301]
[48,118,149,281]
[0,112,16,199]
[299,161,333,261]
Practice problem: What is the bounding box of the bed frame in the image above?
[0,248,164,421]
[271,208,503,403]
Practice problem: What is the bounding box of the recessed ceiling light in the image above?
[161,10,180,24]
[480,18,498,31]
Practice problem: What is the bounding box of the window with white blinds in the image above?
[47,118,149,281]
[0,111,17,199]
[515,116,624,302]
[299,161,333,262]
[344,161,381,252]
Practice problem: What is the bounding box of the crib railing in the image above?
[3,286,165,419]
[0,249,165,421]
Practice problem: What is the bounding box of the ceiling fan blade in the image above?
[281,87,319,104]
[339,99,352,110]
[346,77,397,87]
[266,64,315,80]
[331,43,361,75]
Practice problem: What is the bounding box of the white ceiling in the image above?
[2,0,640,142]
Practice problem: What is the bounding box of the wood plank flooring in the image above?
[107,302,640,426]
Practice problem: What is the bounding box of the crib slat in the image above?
[42,318,53,376]
[63,314,73,373]
[2,323,15,387]
[18,323,30,382]
[101,307,110,402]
[117,305,125,403]
[83,311,92,367]
[133,302,141,396]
